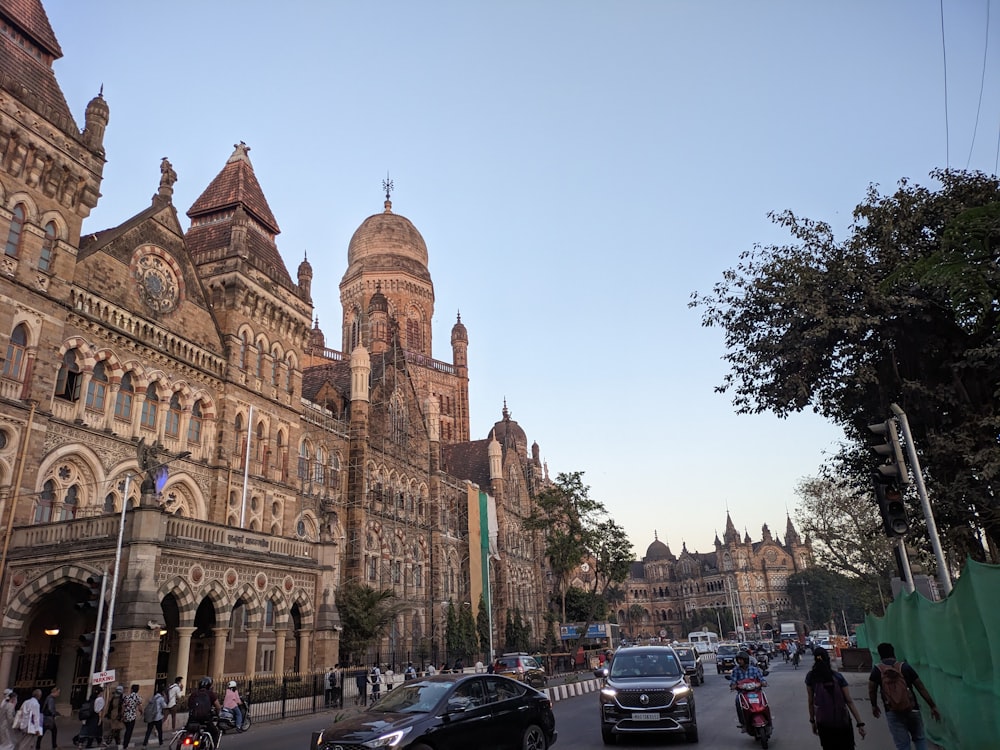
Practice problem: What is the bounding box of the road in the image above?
[195,658,904,749]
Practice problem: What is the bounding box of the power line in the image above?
[940,0,951,167]
[966,0,992,169]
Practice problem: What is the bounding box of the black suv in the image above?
[716,643,740,675]
[672,646,704,686]
[597,646,697,744]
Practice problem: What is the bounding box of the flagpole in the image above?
[240,405,254,528]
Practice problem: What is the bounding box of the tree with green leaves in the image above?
[337,581,407,665]
[445,600,459,660]
[691,169,1000,564]
[475,593,492,657]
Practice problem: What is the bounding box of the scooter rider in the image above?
[730,651,767,732]
[187,676,222,748]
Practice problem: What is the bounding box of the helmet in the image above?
[736,651,751,664]
[199,677,213,689]
[227,681,237,689]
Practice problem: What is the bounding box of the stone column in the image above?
[244,630,259,678]
[273,629,287,676]
[0,639,20,690]
[297,629,312,673]
[173,627,195,684]
[211,628,228,679]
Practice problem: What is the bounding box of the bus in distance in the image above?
[687,631,720,654]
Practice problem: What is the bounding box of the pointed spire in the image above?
[785,514,801,546]
[724,511,739,543]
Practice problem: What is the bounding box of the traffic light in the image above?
[869,419,909,486]
[752,614,759,626]
[78,631,98,659]
[874,480,910,537]
[75,575,104,610]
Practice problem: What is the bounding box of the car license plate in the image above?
[633,712,660,721]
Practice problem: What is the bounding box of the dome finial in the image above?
[382,172,394,213]
[502,398,509,420]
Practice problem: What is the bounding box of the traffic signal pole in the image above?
[89,572,108,682]
[890,404,953,596]
[103,472,131,672]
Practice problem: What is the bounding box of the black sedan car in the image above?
[716,643,740,675]
[310,673,557,750]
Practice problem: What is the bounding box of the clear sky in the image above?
[44,1,999,559]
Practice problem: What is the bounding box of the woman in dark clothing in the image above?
[805,647,867,749]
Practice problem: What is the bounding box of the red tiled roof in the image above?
[188,143,279,233]
[0,0,78,137]
[441,439,491,490]
[301,361,351,403]
[0,0,62,56]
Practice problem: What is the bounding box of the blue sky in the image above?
[46,1,999,558]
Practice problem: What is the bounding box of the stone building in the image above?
[0,0,551,704]
[617,514,812,640]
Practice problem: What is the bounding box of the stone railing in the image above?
[165,516,315,560]
[11,514,121,551]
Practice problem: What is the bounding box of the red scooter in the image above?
[735,678,773,748]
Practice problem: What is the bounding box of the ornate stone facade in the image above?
[0,0,551,704]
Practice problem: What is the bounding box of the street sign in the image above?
[92,669,116,685]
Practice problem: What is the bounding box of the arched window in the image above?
[2,323,28,381]
[188,400,203,444]
[4,204,25,257]
[164,392,182,437]
[389,392,406,445]
[239,332,248,370]
[58,485,79,521]
[298,442,309,480]
[54,349,82,401]
[270,347,280,386]
[256,422,266,470]
[255,341,263,378]
[285,355,294,393]
[85,361,108,411]
[141,382,159,429]
[350,314,361,350]
[313,447,325,484]
[115,372,134,420]
[406,318,422,351]
[39,221,56,272]
[35,480,56,523]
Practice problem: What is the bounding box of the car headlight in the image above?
[600,687,618,699]
[362,727,412,748]
[672,685,692,699]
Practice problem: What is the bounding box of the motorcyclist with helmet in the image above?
[187,676,222,747]
[729,650,767,732]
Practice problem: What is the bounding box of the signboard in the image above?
[559,622,609,640]
[92,670,116,685]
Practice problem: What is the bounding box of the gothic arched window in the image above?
[2,323,28,381]
[115,372,134,420]
[4,204,25,258]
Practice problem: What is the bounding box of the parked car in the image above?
[716,643,741,675]
[494,652,547,688]
[672,646,704,686]
[310,673,557,750]
[597,645,697,744]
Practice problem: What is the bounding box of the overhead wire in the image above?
[940,0,951,167]
[966,0,992,169]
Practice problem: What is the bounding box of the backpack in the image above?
[78,701,93,721]
[878,662,916,712]
[190,689,213,720]
[813,678,849,728]
[327,672,337,690]
[143,698,157,723]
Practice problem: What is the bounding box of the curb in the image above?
[543,677,600,702]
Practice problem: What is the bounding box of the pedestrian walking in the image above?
[369,665,382,702]
[141,687,166,747]
[72,684,105,749]
[805,646,867,749]
[354,669,368,707]
[13,689,43,750]
[35,687,58,750]
[105,685,125,749]
[324,667,336,707]
[0,689,17,750]
[868,642,941,750]
[120,684,142,750]
[166,677,183,731]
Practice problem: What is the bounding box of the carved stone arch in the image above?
[57,336,96,369]
[158,575,199,626]
[296,510,319,541]
[0,562,104,636]
[35,445,104,515]
[6,313,41,350]
[5,191,39,222]
[231,583,263,628]
[91,348,125,381]
[285,351,298,370]
[263,588,290,629]
[254,333,270,354]
[288,588,314,628]
[38,209,68,240]
[194,579,231,624]
[160,474,207,519]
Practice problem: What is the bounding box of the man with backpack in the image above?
[806,646,867,749]
[868,642,942,750]
[187,677,222,749]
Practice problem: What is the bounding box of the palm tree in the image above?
[337,581,407,664]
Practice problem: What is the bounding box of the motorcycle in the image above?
[217,699,251,734]
[174,720,218,750]
[735,678,773,748]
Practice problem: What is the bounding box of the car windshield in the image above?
[369,680,452,714]
[609,651,682,678]
[718,645,739,656]
[674,648,695,660]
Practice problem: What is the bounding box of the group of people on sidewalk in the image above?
[804,641,941,750]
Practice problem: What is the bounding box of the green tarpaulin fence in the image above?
[859,558,1000,749]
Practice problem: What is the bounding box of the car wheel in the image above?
[601,727,616,745]
[686,724,699,743]
[521,723,547,750]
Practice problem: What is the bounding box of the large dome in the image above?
[347,205,428,268]
[645,538,671,561]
